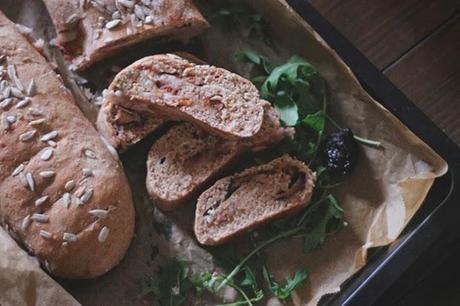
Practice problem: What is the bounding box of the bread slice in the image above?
[194,155,315,246]
[42,0,209,69]
[0,12,134,278]
[107,53,268,139]
[146,123,241,210]
[145,104,293,209]
[97,101,165,152]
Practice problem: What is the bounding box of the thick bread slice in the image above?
[194,155,315,246]
[107,53,268,139]
[146,123,241,210]
[146,105,293,210]
[97,101,165,152]
[42,0,209,70]
[0,12,134,279]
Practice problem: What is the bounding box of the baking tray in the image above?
[285,1,460,305]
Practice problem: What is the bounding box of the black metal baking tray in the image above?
[285,1,460,305]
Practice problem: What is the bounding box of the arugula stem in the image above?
[325,114,382,148]
[296,195,327,226]
[223,283,254,306]
[307,80,328,166]
[216,227,304,291]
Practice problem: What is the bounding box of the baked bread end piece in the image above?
[194,155,315,246]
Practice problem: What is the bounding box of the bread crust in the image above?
[0,12,134,279]
[107,54,267,139]
[43,0,209,69]
[194,155,315,246]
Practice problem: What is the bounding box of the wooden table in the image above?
[307,1,460,305]
[309,0,460,145]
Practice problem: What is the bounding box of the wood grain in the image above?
[384,15,460,144]
[308,0,458,69]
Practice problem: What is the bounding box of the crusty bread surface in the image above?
[194,155,315,246]
[43,0,209,69]
[0,12,134,279]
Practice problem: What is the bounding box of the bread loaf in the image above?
[0,12,134,278]
[107,53,268,139]
[146,123,241,210]
[194,155,315,246]
[145,104,293,208]
[42,0,209,70]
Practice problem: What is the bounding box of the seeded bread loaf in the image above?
[43,0,209,70]
[194,155,315,246]
[0,12,134,278]
[107,53,268,139]
[145,102,293,210]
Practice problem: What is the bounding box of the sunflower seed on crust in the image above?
[84,149,96,159]
[40,148,54,161]
[11,164,25,176]
[19,129,36,142]
[39,170,55,178]
[27,79,36,97]
[0,97,13,109]
[29,118,46,126]
[16,97,31,108]
[63,232,78,242]
[82,168,94,177]
[105,19,121,30]
[89,209,108,219]
[79,188,94,204]
[35,195,49,206]
[22,215,31,230]
[64,180,76,191]
[98,226,109,242]
[26,172,34,191]
[31,213,48,222]
[39,230,52,239]
[40,130,58,142]
[62,192,71,208]
[6,115,16,124]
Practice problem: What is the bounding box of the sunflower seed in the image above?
[7,64,24,92]
[40,148,53,161]
[3,87,11,98]
[82,168,94,177]
[35,195,49,206]
[16,97,31,108]
[89,209,108,219]
[39,170,55,178]
[11,87,24,98]
[118,0,135,8]
[39,230,52,239]
[98,226,109,242]
[64,180,76,191]
[26,172,35,191]
[74,185,86,197]
[0,98,12,109]
[114,89,123,97]
[18,172,28,187]
[62,192,71,208]
[19,129,36,142]
[11,164,25,176]
[27,79,36,97]
[112,11,121,20]
[63,232,78,242]
[22,215,31,230]
[47,140,57,147]
[144,15,153,24]
[105,19,121,30]
[84,149,96,159]
[6,115,16,124]
[31,213,48,223]
[29,118,46,126]
[79,188,93,204]
[40,131,58,142]
[65,14,80,26]
[134,4,145,20]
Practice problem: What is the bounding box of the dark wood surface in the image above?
[307,1,460,305]
[309,0,460,145]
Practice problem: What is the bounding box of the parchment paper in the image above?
[0,0,448,305]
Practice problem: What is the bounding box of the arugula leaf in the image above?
[265,269,309,300]
[234,51,274,74]
[302,111,326,133]
[302,194,345,252]
[273,91,299,126]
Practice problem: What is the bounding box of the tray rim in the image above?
[284,1,460,305]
